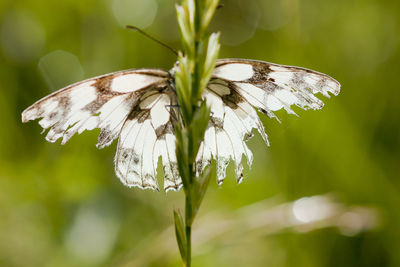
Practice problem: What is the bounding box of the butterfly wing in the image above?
[197,59,341,183]
[22,69,181,191]
[114,88,182,191]
[23,59,340,191]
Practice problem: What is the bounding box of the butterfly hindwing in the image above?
[197,86,258,184]
[114,89,182,191]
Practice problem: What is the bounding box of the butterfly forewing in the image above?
[213,59,340,115]
[22,69,169,146]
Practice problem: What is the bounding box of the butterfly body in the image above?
[22,59,340,191]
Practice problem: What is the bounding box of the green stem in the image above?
[174,0,219,265]
[185,184,192,266]
[185,2,200,264]
[185,206,192,267]
[186,226,192,267]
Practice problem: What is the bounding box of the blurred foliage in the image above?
[0,0,399,266]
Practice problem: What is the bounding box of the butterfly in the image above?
[22,58,340,192]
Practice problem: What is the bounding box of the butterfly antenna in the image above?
[126,25,178,56]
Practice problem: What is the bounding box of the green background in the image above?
[1,0,399,266]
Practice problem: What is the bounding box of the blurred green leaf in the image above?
[192,166,212,219]
[173,209,187,264]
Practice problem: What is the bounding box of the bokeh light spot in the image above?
[112,0,158,29]
[38,50,84,91]
[64,196,120,265]
[0,10,45,65]
[292,196,335,224]
[257,0,290,31]
[211,0,260,46]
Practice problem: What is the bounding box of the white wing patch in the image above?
[212,63,254,81]
[111,73,166,93]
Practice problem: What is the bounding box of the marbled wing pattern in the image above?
[22,58,340,191]
[114,88,182,191]
[196,59,341,184]
[22,69,181,191]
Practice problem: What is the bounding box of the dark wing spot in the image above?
[258,80,280,93]
[155,124,166,139]
[316,78,328,90]
[209,81,244,110]
[57,96,72,118]
[290,73,307,87]
[244,63,272,83]
[211,117,224,131]
[222,89,244,109]
[137,111,150,123]
[84,77,134,113]
[49,112,57,119]
[93,77,113,93]
[84,96,112,112]
[127,105,149,123]
[155,122,174,139]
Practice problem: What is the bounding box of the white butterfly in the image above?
[22,58,340,191]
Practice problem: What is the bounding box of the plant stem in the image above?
[185,210,192,266]
[174,0,220,265]
[185,182,192,266]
